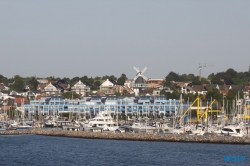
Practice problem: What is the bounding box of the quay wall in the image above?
[1,129,250,145]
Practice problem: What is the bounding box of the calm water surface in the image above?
[0,134,249,166]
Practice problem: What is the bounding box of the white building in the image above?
[71,80,91,96]
[44,83,62,96]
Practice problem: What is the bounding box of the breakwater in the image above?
[1,129,250,144]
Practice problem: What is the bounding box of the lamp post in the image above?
[3,102,7,121]
[14,102,17,122]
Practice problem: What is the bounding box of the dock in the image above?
[1,128,250,145]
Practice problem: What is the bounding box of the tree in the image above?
[10,75,25,91]
[0,74,5,82]
[62,77,71,83]
[80,75,88,82]
[62,92,80,99]
[102,75,117,81]
[165,72,180,82]
[117,73,127,85]
[232,78,244,85]
[205,88,223,103]
[93,81,101,90]
[211,76,224,85]
[28,77,39,91]
[94,80,101,87]
[46,76,58,82]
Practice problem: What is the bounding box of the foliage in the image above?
[28,77,39,90]
[102,75,117,81]
[10,75,25,91]
[211,76,224,85]
[205,88,223,103]
[94,80,101,87]
[117,73,127,85]
[46,76,59,82]
[62,92,80,99]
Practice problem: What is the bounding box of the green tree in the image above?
[211,76,224,85]
[117,73,127,85]
[232,78,244,85]
[62,77,71,83]
[205,88,223,103]
[28,77,39,91]
[46,76,58,82]
[94,80,101,87]
[80,75,88,82]
[62,92,80,99]
[10,75,25,91]
[165,71,180,82]
[102,75,117,81]
[0,74,5,82]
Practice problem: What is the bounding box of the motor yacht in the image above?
[83,109,119,131]
[213,125,244,137]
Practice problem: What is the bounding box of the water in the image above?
[0,135,249,166]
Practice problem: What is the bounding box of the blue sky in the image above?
[1,1,249,79]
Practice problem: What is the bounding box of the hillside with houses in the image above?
[1,68,250,117]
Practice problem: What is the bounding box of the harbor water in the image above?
[0,134,249,166]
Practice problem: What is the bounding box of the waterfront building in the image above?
[24,96,190,118]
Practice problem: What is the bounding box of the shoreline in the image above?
[1,129,250,145]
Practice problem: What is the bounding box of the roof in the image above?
[82,81,93,88]
[192,85,206,91]
[57,79,69,85]
[135,76,145,84]
[52,83,64,91]
[109,80,118,85]
[15,97,29,104]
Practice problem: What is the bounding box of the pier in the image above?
[1,129,250,145]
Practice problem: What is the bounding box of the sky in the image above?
[1,1,250,80]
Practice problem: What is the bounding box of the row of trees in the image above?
[165,68,250,87]
[0,74,128,92]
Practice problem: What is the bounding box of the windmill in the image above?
[132,67,148,96]
[133,67,148,81]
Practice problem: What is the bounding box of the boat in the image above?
[9,121,32,130]
[213,125,244,137]
[83,108,119,132]
[131,122,156,133]
[0,125,6,131]
[44,116,58,127]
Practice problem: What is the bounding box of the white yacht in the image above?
[213,125,244,137]
[131,122,156,133]
[83,109,119,132]
[10,121,32,130]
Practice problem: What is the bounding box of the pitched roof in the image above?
[192,85,206,91]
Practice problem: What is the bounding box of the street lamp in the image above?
[3,102,7,121]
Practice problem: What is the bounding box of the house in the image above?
[44,83,63,96]
[0,90,10,100]
[191,85,207,95]
[0,82,10,91]
[57,79,70,91]
[180,86,195,94]
[99,79,122,95]
[37,83,48,91]
[9,90,24,97]
[14,97,29,106]
[71,80,92,96]
[147,79,164,88]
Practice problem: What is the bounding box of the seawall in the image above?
[1,129,250,145]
